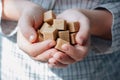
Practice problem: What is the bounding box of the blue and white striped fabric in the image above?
[0,0,120,80]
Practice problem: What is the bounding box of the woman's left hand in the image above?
[48,9,90,68]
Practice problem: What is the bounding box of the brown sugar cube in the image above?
[42,27,58,40]
[37,30,43,42]
[40,23,51,34]
[44,10,56,25]
[67,22,80,32]
[70,33,77,45]
[53,19,67,30]
[58,30,70,42]
[55,38,69,52]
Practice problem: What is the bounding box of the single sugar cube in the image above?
[40,23,51,34]
[67,22,80,32]
[53,19,67,30]
[44,10,56,25]
[58,30,70,42]
[55,38,69,52]
[42,27,58,40]
[70,33,77,45]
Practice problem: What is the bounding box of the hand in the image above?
[17,3,56,62]
[48,9,90,68]
[17,3,45,43]
[48,8,112,68]
[17,29,56,62]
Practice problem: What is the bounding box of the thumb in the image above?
[18,16,37,43]
[76,18,90,45]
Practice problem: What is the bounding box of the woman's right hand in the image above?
[17,2,56,62]
[17,29,56,62]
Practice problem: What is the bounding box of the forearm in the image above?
[2,0,44,21]
[80,9,112,40]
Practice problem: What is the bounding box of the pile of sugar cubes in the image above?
[37,10,80,52]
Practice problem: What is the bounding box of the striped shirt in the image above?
[0,0,120,80]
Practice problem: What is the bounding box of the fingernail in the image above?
[79,39,87,46]
[78,40,83,45]
[62,44,69,51]
[49,40,55,47]
[53,53,61,59]
[78,36,83,43]
[53,54,58,58]
[29,34,35,42]
[54,54,63,60]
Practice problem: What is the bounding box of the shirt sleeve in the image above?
[0,0,18,37]
[94,2,120,53]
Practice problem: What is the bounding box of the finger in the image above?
[18,15,38,43]
[62,44,89,61]
[48,58,68,68]
[76,17,90,45]
[25,40,56,57]
[33,49,57,62]
[17,30,56,57]
[53,52,75,64]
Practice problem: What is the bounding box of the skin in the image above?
[2,0,112,68]
[48,9,112,68]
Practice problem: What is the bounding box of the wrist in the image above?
[80,9,112,39]
[2,0,45,21]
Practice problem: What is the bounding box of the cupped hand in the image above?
[48,9,91,68]
[17,4,45,43]
[17,4,57,62]
[17,29,56,62]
